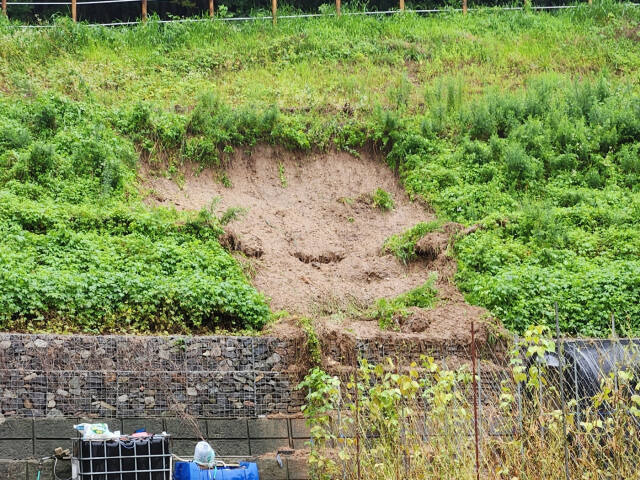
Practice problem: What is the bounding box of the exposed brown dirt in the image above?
[143,145,438,314]
[141,145,499,358]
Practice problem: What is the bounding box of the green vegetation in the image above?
[278,162,288,188]
[1,4,640,334]
[406,78,640,336]
[383,220,444,264]
[370,274,438,329]
[298,327,640,479]
[372,188,395,211]
[0,96,269,334]
[299,316,322,366]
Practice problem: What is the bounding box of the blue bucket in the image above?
[174,461,259,480]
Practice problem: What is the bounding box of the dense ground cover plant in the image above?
[389,77,640,335]
[1,4,639,334]
[0,97,270,333]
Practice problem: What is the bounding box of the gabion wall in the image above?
[0,333,306,418]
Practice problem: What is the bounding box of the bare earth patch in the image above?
[142,145,494,349]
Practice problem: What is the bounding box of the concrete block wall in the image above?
[0,417,310,479]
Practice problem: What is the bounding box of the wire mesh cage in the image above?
[72,435,171,480]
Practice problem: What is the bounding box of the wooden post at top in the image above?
[336,0,341,16]
[71,0,77,21]
[399,0,405,10]
[2,0,8,18]
[463,0,467,15]
[142,0,147,21]
[272,0,277,25]
[588,0,592,5]
[209,0,214,17]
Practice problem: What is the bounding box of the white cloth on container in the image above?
[74,423,121,440]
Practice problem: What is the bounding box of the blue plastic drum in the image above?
[174,461,259,480]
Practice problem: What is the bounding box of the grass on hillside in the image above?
[0,3,639,334]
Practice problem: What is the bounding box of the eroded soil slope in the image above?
[144,146,436,312]
[143,145,496,349]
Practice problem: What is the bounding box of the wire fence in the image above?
[301,312,640,479]
[2,0,638,28]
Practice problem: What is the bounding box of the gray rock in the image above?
[34,339,48,348]
[0,340,11,350]
[117,395,129,403]
[266,353,281,365]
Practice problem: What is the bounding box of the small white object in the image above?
[193,441,215,468]
[74,423,120,440]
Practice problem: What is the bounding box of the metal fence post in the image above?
[354,362,361,480]
[612,312,619,393]
[471,322,480,480]
[556,303,570,480]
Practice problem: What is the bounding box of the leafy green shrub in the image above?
[26,142,55,179]
[219,206,247,225]
[462,138,492,165]
[0,120,31,150]
[549,153,578,173]
[466,102,496,141]
[372,106,402,147]
[34,101,58,132]
[383,220,443,264]
[372,188,394,211]
[618,144,640,174]
[502,141,542,187]
[184,137,219,166]
[299,316,322,366]
[271,117,311,150]
[584,168,604,189]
